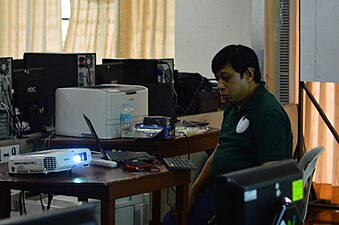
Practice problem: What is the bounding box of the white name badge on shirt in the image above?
[236,116,249,133]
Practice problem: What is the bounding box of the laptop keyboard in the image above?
[106,151,154,163]
[162,157,197,170]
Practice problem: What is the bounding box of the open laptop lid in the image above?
[83,114,111,160]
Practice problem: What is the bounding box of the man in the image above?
[163,44,293,225]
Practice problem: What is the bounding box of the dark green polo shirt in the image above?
[212,82,293,176]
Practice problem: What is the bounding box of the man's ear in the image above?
[245,67,255,82]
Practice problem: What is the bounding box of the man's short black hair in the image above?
[211,44,261,83]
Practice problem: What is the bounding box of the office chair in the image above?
[297,146,324,222]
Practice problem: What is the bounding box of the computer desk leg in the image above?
[176,184,189,225]
[101,199,115,225]
[0,188,11,219]
[151,190,161,225]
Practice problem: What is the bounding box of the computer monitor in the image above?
[95,62,124,84]
[101,58,177,119]
[12,59,25,70]
[12,68,46,134]
[0,204,98,225]
[216,159,303,225]
[144,83,176,119]
[24,52,96,126]
[102,58,159,85]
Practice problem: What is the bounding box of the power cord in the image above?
[183,76,204,116]
[39,193,54,211]
[41,131,55,150]
[85,65,92,85]
[181,132,191,160]
[19,190,27,215]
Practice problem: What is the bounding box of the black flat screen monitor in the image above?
[23,52,94,126]
[12,59,25,70]
[101,59,176,119]
[95,62,124,84]
[216,159,303,225]
[12,68,45,106]
[144,83,176,119]
[102,58,158,85]
[12,68,46,134]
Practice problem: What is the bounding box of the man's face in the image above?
[215,64,251,106]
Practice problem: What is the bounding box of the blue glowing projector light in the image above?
[8,148,92,174]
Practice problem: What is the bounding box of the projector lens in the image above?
[73,155,81,163]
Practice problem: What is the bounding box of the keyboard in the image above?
[162,157,197,170]
[106,151,155,163]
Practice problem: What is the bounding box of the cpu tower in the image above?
[0,57,13,106]
[0,57,13,138]
[23,53,96,126]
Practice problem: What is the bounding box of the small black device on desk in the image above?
[162,157,197,170]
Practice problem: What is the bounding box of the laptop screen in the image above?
[83,114,110,160]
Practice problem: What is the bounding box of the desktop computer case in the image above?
[0,57,13,138]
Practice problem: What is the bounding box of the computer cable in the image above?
[19,190,27,215]
[181,132,191,160]
[175,105,186,116]
[31,130,54,152]
[172,86,178,107]
[0,80,24,138]
[41,131,55,150]
[40,193,45,211]
[0,81,11,107]
[18,190,23,215]
[158,60,174,85]
[47,194,53,210]
[7,104,25,138]
[158,60,178,108]
[183,76,204,116]
[48,113,56,132]
[39,193,53,211]
[85,65,92,85]
[0,103,19,137]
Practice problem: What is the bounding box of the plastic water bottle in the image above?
[120,104,133,137]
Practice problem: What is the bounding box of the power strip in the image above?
[0,144,20,163]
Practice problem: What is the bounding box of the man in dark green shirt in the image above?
[163,45,293,225]
[212,81,292,175]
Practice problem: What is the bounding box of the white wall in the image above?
[175,0,252,79]
[300,0,339,83]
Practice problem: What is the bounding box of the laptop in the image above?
[83,114,155,163]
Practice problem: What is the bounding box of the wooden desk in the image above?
[46,128,220,157]
[0,163,190,225]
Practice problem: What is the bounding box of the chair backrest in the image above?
[297,146,324,222]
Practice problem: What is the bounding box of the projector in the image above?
[8,148,92,174]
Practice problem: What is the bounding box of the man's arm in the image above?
[189,145,218,209]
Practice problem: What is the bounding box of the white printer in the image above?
[55,84,148,139]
